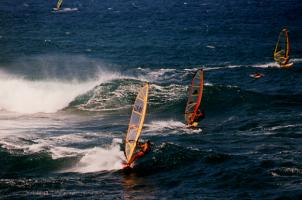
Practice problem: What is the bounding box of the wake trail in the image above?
[144,120,202,135]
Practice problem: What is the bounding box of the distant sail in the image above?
[185,69,204,125]
[125,83,149,164]
[57,0,63,10]
[274,28,293,68]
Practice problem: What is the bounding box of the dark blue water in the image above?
[0,0,302,199]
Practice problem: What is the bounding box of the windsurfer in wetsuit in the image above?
[187,90,205,127]
[126,140,151,167]
[191,109,205,127]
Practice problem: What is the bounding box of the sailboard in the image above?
[185,69,204,125]
[125,82,149,164]
[274,28,293,68]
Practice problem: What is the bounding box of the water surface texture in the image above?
[0,0,302,199]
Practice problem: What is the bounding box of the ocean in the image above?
[0,0,302,199]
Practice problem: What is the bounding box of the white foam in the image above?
[204,82,213,86]
[0,134,85,159]
[0,140,26,151]
[251,61,279,68]
[206,45,215,49]
[76,80,139,112]
[291,58,302,62]
[34,133,94,146]
[141,68,176,82]
[185,58,302,72]
[144,120,202,135]
[272,167,302,176]
[226,84,239,88]
[268,124,300,131]
[66,138,124,173]
[282,167,302,175]
[249,58,302,68]
[188,66,239,72]
[0,132,125,172]
[151,83,186,93]
[52,8,79,13]
[0,69,121,114]
[184,67,200,72]
[149,83,187,105]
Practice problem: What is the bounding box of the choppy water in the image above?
[0,0,302,199]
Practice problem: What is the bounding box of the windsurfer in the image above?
[126,141,151,167]
[191,110,205,127]
[274,28,293,68]
[275,50,286,64]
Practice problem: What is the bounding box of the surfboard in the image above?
[124,82,149,165]
[274,28,293,68]
[185,69,204,125]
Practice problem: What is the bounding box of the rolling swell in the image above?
[1,0,302,198]
[0,55,122,114]
[0,39,301,200]
[1,58,298,116]
[68,78,187,114]
[0,148,78,178]
[67,71,301,121]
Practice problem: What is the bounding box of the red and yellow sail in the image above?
[185,69,204,125]
[274,28,293,68]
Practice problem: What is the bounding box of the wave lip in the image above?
[0,70,121,114]
[0,133,125,173]
[65,138,124,173]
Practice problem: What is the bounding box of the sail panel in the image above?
[125,83,149,163]
[274,28,290,66]
[57,0,63,10]
[184,69,204,125]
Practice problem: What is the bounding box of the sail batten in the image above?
[125,83,149,163]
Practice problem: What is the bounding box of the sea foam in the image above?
[0,69,120,114]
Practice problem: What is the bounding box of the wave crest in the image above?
[0,69,121,114]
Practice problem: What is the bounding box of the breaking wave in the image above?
[0,70,121,114]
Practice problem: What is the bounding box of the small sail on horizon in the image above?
[56,0,63,10]
[274,28,293,68]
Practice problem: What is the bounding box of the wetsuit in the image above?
[191,110,205,127]
[127,141,151,166]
